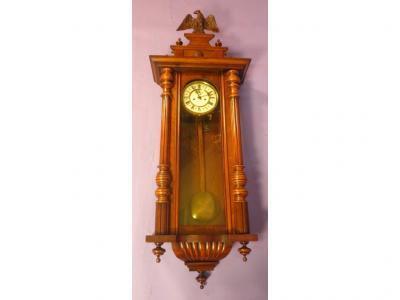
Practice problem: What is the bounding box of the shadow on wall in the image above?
[216,5,268,236]
[240,83,268,236]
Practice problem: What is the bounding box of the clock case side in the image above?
[146,58,257,236]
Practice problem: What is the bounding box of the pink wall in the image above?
[133,1,267,299]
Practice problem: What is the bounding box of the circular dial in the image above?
[182,81,219,116]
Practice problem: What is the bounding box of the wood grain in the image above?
[146,30,258,283]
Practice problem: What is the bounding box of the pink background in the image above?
[133,1,267,299]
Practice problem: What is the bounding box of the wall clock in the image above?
[182,80,219,116]
[145,10,258,289]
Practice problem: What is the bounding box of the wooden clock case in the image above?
[145,30,258,288]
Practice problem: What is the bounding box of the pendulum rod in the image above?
[196,117,206,192]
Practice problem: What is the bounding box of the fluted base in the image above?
[172,240,232,265]
[146,234,258,287]
[172,240,231,289]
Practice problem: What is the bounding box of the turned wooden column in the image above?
[151,68,173,263]
[226,69,249,234]
[155,67,173,234]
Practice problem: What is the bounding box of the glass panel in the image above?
[179,101,225,228]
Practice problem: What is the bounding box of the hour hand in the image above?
[195,89,203,96]
[192,89,200,97]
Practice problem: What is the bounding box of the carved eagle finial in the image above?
[177,10,219,34]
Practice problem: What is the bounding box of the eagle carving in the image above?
[177,10,219,33]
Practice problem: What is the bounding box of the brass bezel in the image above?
[182,80,219,116]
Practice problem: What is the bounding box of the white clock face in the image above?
[182,81,219,116]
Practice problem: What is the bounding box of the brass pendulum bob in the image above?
[190,116,216,223]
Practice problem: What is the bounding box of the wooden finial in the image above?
[238,241,251,262]
[176,38,183,45]
[215,39,222,47]
[196,271,208,289]
[152,243,166,263]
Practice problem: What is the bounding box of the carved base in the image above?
[172,240,231,288]
[172,240,232,263]
[185,263,217,289]
[146,234,257,285]
[185,261,219,272]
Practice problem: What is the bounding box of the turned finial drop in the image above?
[196,271,208,289]
[152,243,166,263]
[176,38,183,45]
[238,241,251,262]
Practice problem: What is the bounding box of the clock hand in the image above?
[193,90,202,101]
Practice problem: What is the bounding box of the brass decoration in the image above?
[177,10,219,33]
[182,81,219,116]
